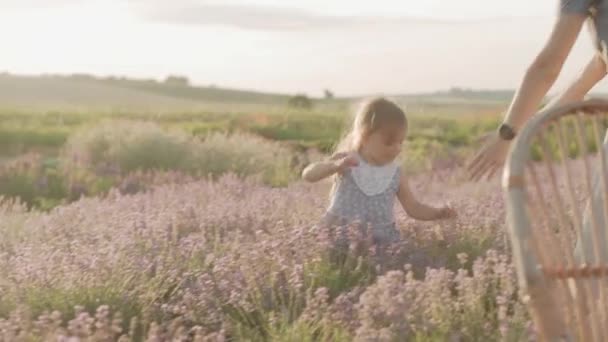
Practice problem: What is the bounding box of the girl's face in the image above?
[361,125,406,165]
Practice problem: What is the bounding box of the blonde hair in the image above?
[329,97,407,199]
[335,97,407,155]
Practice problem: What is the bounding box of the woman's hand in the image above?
[466,133,512,181]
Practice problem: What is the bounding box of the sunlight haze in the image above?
[0,0,603,96]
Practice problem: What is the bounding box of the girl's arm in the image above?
[301,152,358,183]
[397,169,456,221]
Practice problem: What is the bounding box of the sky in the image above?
[0,0,605,96]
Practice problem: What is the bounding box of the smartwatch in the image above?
[498,123,516,141]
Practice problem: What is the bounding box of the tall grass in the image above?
[0,169,531,340]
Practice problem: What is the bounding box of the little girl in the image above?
[302,97,456,259]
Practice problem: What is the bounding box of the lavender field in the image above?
[5,0,596,338]
[0,155,532,341]
[0,81,531,341]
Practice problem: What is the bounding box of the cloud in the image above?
[0,0,84,9]
[136,3,448,31]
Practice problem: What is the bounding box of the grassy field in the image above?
[0,75,506,155]
[0,74,539,341]
[0,108,501,210]
[0,73,507,209]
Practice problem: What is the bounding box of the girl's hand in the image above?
[437,206,457,220]
[331,152,359,174]
[302,151,359,182]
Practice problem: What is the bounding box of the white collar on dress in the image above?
[350,153,399,196]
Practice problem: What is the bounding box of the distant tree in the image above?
[323,89,334,100]
[164,75,190,87]
[448,86,473,95]
[288,93,313,109]
[70,73,97,81]
[448,87,463,95]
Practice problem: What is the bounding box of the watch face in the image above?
[499,124,516,140]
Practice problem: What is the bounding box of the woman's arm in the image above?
[503,14,588,130]
[545,53,607,108]
[467,13,591,180]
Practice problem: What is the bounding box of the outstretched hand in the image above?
[466,133,512,182]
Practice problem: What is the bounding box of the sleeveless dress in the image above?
[322,153,401,247]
